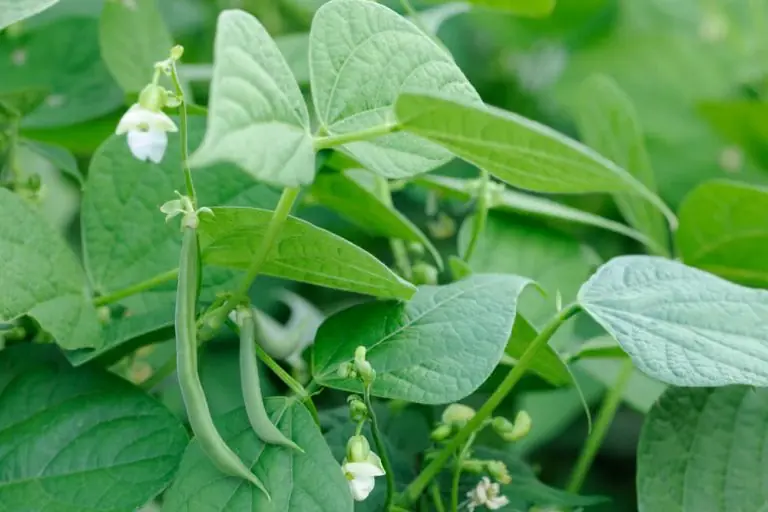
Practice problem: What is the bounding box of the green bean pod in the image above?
[176,227,271,499]
[239,308,303,452]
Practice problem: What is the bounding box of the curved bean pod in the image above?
[176,227,271,499]
[238,307,303,452]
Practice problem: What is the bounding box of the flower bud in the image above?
[138,83,168,112]
[170,44,184,61]
[407,242,425,257]
[441,403,475,428]
[347,395,368,422]
[412,262,438,286]
[337,362,356,379]
[430,424,452,442]
[508,410,532,442]
[461,459,485,474]
[354,346,375,384]
[354,346,367,364]
[486,460,511,485]
[346,435,371,463]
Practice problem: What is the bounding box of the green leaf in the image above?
[698,100,768,170]
[309,0,479,179]
[18,138,82,185]
[82,116,280,295]
[451,0,555,17]
[459,212,599,327]
[0,19,123,128]
[309,169,442,268]
[578,255,768,387]
[163,398,353,512]
[0,188,101,350]
[573,75,669,256]
[189,9,314,188]
[415,2,471,35]
[504,314,571,387]
[578,358,666,413]
[0,0,58,30]
[677,180,768,287]
[638,386,768,512]
[99,0,174,93]
[415,174,654,248]
[312,274,531,404]
[0,346,189,511]
[198,206,415,300]
[395,92,675,224]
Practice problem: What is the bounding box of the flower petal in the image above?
[127,129,168,163]
[344,461,385,478]
[147,109,178,132]
[487,495,510,510]
[348,475,376,501]
[116,104,146,134]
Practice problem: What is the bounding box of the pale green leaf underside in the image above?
[574,75,669,256]
[99,0,174,93]
[198,206,416,300]
[190,9,314,187]
[0,0,58,30]
[677,180,768,287]
[0,189,101,350]
[395,92,674,225]
[309,0,480,178]
[0,352,189,511]
[312,274,531,404]
[416,174,658,250]
[310,169,442,268]
[638,386,768,512]
[163,398,353,512]
[578,255,768,387]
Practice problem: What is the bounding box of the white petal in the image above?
[345,461,385,478]
[146,109,178,132]
[116,104,146,134]
[127,130,168,163]
[348,475,376,501]
[487,495,510,510]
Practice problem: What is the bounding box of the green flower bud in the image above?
[337,362,356,379]
[461,459,485,474]
[441,403,475,428]
[412,262,438,286]
[138,83,168,112]
[486,460,511,484]
[507,410,532,442]
[170,44,184,61]
[347,395,368,422]
[406,242,426,257]
[430,424,452,442]
[346,435,371,462]
[354,345,375,384]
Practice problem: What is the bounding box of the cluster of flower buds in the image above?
[491,410,532,443]
[431,403,476,442]
[337,345,376,385]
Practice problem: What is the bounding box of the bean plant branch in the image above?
[399,303,582,505]
[312,122,399,151]
[566,357,634,494]
[451,434,475,511]
[462,169,490,263]
[93,268,179,306]
[169,62,197,205]
[373,175,413,281]
[364,385,397,510]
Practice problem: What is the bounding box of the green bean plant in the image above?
[2,0,768,511]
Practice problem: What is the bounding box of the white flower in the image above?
[467,477,509,511]
[341,452,386,501]
[116,104,177,163]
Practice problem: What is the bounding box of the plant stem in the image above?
[462,170,490,263]
[430,483,446,512]
[364,385,396,511]
[313,123,399,151]
[373,175,413,281]
[566,358,634,494]
[398,303,582,506]
[140,355,177,391]
[450,434,474,512]
[93,268,179,306]
[170,62,197,205]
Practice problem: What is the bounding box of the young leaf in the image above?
[395,92,676,225]
[416,174,659,250]
[677,180,768,287]
[0,188,101,350]
[0,348,189,511]
[163,398,353,512]
[578,255,768,387]
[198,206,416,300]
[309,169,442,268]
[312,274,531,404]
[573,75,669,256]
[99,0,174,93]
[309,0,480,178]
[638,386,768,512]
[0,0,59,30]
[189,10,314,187]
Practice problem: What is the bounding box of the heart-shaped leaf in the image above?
[578,255,768,387]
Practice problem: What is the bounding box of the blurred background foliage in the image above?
[4,1,768,510]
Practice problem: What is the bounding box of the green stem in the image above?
[462,170,490,263]
[364,385,396,511]
[430,483,446,512]
[399,303,582,506]
[140,355,177,391]
[170,62,197,204]
[450,434,474,512]
[373,175,413,281]
[565,358,634,494]
[93,268,179,306]
[313,123,399,151]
